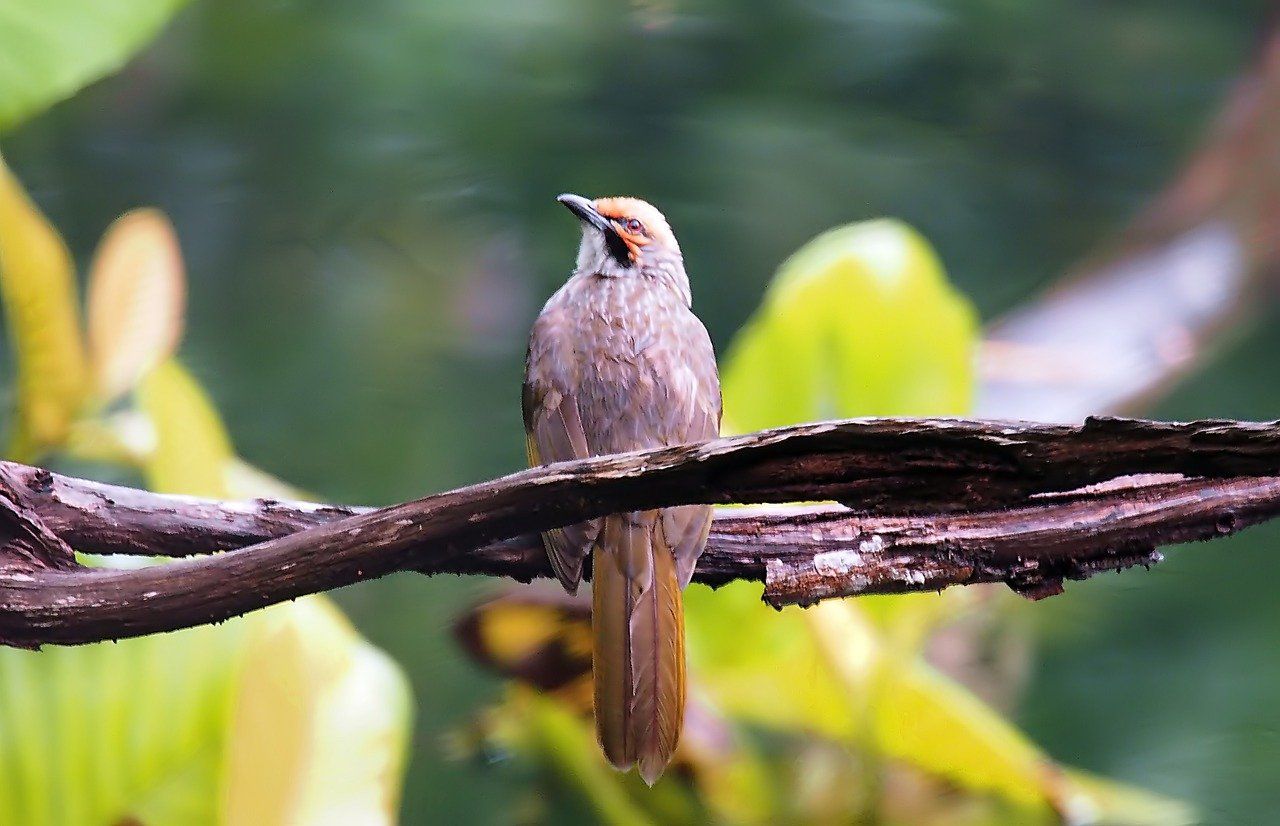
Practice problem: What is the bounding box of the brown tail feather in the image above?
[631,527,685,785]
[591,512,686,784]
[592,515,635,770]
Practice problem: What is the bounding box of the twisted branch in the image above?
[1,415,1278,648]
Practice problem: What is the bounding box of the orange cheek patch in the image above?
[621,234,648,260]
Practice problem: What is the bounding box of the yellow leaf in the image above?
[463,590,777,823]
[686,585,1192,821]
[0,152,89,458]
[87,208,186,404]
[874,656,1049,810]
[875,659,1197,822]
[810,600,1193,823]
[455,593,593,708]
[136,359,234,497]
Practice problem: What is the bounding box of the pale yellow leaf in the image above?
[221,598,412,826]
[87,208,186,404]
[134,359,413,824]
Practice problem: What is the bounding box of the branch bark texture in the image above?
[1,416,1278,648]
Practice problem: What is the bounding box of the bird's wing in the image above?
[657,317,721,588]
[523,314,600,593]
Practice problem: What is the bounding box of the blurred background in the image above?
[3,1,1280,823]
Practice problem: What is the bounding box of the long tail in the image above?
[592,511,686,785]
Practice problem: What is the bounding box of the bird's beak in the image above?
[557,193,612,234]
[557,192,634,266]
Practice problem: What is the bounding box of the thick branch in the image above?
[0,416,1278,647]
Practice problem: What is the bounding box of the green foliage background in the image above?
[2,1,1279,823]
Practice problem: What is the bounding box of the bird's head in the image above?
[557,193,682,278]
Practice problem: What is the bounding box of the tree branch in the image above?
[0,416,1278,648]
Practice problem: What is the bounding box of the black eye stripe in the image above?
[604,230,633,266]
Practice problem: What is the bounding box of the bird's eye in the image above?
[623,218,644,234]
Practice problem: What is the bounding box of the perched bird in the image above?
[523,194,721,784]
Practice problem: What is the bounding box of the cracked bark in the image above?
[0,415,1277,648]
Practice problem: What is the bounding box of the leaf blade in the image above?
[0,0,190,131]
[87,208,187,405]
[136,359,234,498]
[0,152,89,458]
[720,219,977,433]
[221,598,414,826]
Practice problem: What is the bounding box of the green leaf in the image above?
[0,0,189,131]
[706,217,982,741]
[720,219,977,433]
[0,152,89,459]
[703,218,1192,822]
[719,220,981,636]
[0,622,248,826]
[0,602,415,826]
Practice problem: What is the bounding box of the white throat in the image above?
[570,225,693,307]
[575,228,631,277]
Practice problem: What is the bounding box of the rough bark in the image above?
[1,416,1278,647]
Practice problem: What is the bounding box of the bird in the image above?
[522,193,721,784]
